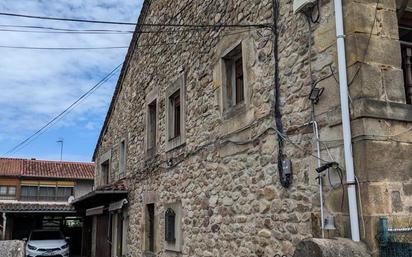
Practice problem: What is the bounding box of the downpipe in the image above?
[334,0,361,241]
[306,121,325,238]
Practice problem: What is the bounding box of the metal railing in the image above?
[377,217,412,257]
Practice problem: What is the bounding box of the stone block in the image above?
[359,183,391,215]
[348,63,383,100]
[403,183,412,195]
[382,67,407,103]
[353,140,412,183]
[314,15,336,53]
[345,33,402,68]
[345,3,399,40]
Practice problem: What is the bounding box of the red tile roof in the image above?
[96,180,128,191]
[0,158,23,176]
[0,158,94,180]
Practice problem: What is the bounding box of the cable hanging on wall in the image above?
[272,0,292,188]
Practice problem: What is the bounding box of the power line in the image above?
[0,11,271,28]
[0,40,205,51]
[0,24,134,33]
[0,45,128,50]
[3,63,122,155]
[0,28,133,34]
[0,24,255,34]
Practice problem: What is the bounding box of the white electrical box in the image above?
[293,0,316,14]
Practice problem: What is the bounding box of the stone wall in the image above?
[0,241,25,257]
[93,0,412,256]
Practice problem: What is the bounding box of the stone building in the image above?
[91,0,412,256]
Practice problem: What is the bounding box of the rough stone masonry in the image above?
[93,0,412,256]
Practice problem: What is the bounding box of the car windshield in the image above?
[30,231,63,240]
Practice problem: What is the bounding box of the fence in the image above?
[377,217,412,257]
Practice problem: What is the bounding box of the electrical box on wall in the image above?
[293,0,316,14]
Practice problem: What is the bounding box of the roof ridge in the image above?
[0,157,94,165]
[25,159,94,165]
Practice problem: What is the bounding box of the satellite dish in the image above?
[68,196,75,203]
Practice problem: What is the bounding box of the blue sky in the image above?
[0,0,142,162]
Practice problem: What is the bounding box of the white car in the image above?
[25,229,70,257]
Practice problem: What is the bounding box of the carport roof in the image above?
[0,202,76,213]
[72,180,128,209]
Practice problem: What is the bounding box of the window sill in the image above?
[166,136,185,152]
[143,251,156,257]
[222,102,246,120]
[146,147,157,159]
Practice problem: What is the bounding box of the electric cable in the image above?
[272,0,291,188]
[0,45,128,50]
[0,41,201,51]
[0,11,271,28]
[0,28,133,34]
[0,24,134,33]
[0,24,255,35]
[3,63,123,155]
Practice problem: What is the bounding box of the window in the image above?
[57,187,73,201]
[101,160,110,185]
[164,208,176,243]
[223,44,244,109]
[0,186,7,195]
[21,186,37,201]
[145,203,155,253]
[8,186,16,196]
[147,100,157,154]
[21,185,72,202]
[39,186,55,201]
[119,140,126,177]
[164,202,182,252]
[166,75,186,151]
[169,91,181,139]
[0,186,16,200]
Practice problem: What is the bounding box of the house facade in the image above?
[0,158,94,255]
[92,0,412,256]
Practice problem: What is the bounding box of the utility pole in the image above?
[57,138,64,161]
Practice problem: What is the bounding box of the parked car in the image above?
[24,229,69,257]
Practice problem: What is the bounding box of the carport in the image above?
[0,202,84,256]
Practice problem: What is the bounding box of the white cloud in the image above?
[0,0,142,147]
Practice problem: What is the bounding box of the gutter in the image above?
[334,0,361,241]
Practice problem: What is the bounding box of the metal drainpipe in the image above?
[334,0,361,241]
[2,212,6,240]
[307,120,325,238]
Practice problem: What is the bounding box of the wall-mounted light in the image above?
[315,161,338,173]
[308,87,324,104]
